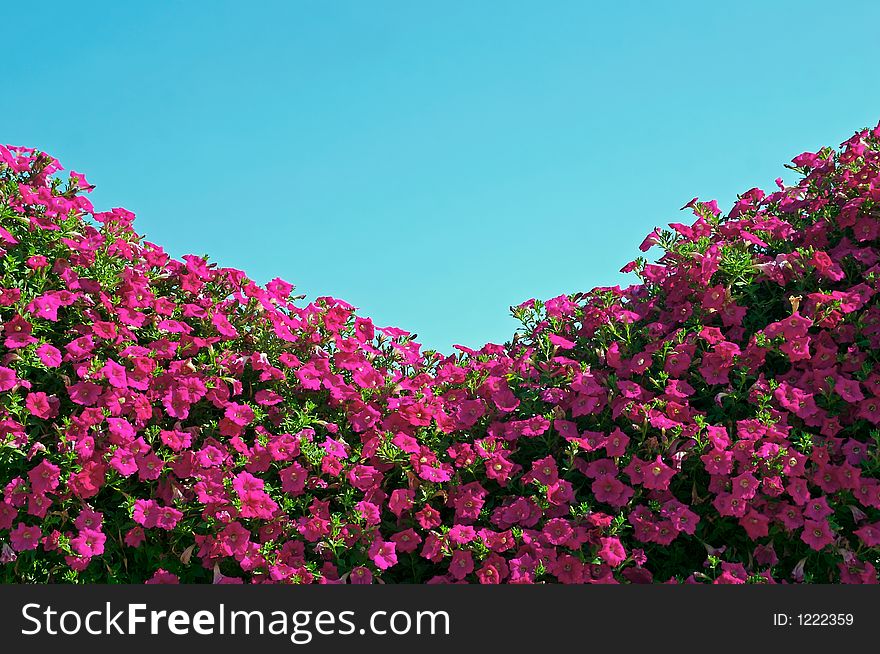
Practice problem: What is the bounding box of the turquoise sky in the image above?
[5,1,880,352]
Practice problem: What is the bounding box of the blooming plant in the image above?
[2,124,880,584]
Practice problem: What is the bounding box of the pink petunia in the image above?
[279,463,308,496]
[349,566,373,584]
[390,529,422,554]
[0,366,18,391]
[154,506,183,530]
[448,550,474,580]
[9,523,41,551]
[592,475,634,508]
[4,315,38,348]
[641,456,676,491]
[224,402,255,426]
[604,428,630,457]
[27,459,60,495]
[801,520,835,551]
[67,381,103,406]
[598,537,627,566]
[146,569,180,584]
[368,540,397,570]
[70,528,106,557]
[25,392,59,419]
[35,343,62,368]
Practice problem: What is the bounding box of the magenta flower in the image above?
[70,528,106,557]
[349,566,373,584]
[640,456,676,491]
[27,459,60,495]
[598,537,627,566]
[9,523,41,552]
[592,475,634,508]
[368,540,397,570]
[146,569,180,584]
[35,343,62,368]
[801,520,835,551]
[4,315,37,348]
[0,366,18,391]
[390,529,421,553]
[279,463,308,496]
[132,499,159,528]
[449,550,474,580]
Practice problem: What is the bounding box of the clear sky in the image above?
[4,1,880,353]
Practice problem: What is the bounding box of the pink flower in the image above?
[212,312,239,339]
[476,561,505,584]
[854,522,880,547]
[135,450,164,481]
[388,489,415,516]
[858,397,880,424]
[779,336,811,362]
[132,499,159,528]
[109,446,138,477]
[102,360,128,388]
[159,429,191,451]
[124,526,146,548]
[368,540,397,570]
[4,315,37,348]
[598,537,627,566]
[347,465,381,492]
[740,510,770,539]
[224,402,255,426]
[542,518,573,546]
[0,366,18,391]
[804,497,833,521]
[154,506,183,530]
[416,505,441,530]
[448,525,476,545]
[25,392,59,419]
[279,463,308,496]
[295,363,323,390]
[525,456,559,485]
[239,491,278,519]
[449,550,474,580]
[146,569,180,584]
[349,566,373,584]
[661,500,700,535]
[67,381,103,406]
[70,528,106,557]
[26,255,48,269]
[232,471,264,495]
[390,529,422,553]
[731,472,759,500]
[552,554,585,584]
[219,522,251,556]
[702,449,733,475]
[28,294,64,322]
[548,334,575,350]
[35,343,62,368]
[604,428,630,457]
[74,507,103,531]
[356,500,381,525]
[641,456,675,491]
[801,520,835,551]
[9,523,41,551]
[27,459,60,495]
[28,493,51,518]
[592,475,634,508]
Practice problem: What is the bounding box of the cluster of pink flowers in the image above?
[1,123,880,584]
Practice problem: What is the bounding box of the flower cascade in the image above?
[2,124,880,584]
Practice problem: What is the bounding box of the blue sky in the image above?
[5,1,880,352]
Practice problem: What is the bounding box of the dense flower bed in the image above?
[2,124,880,584]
